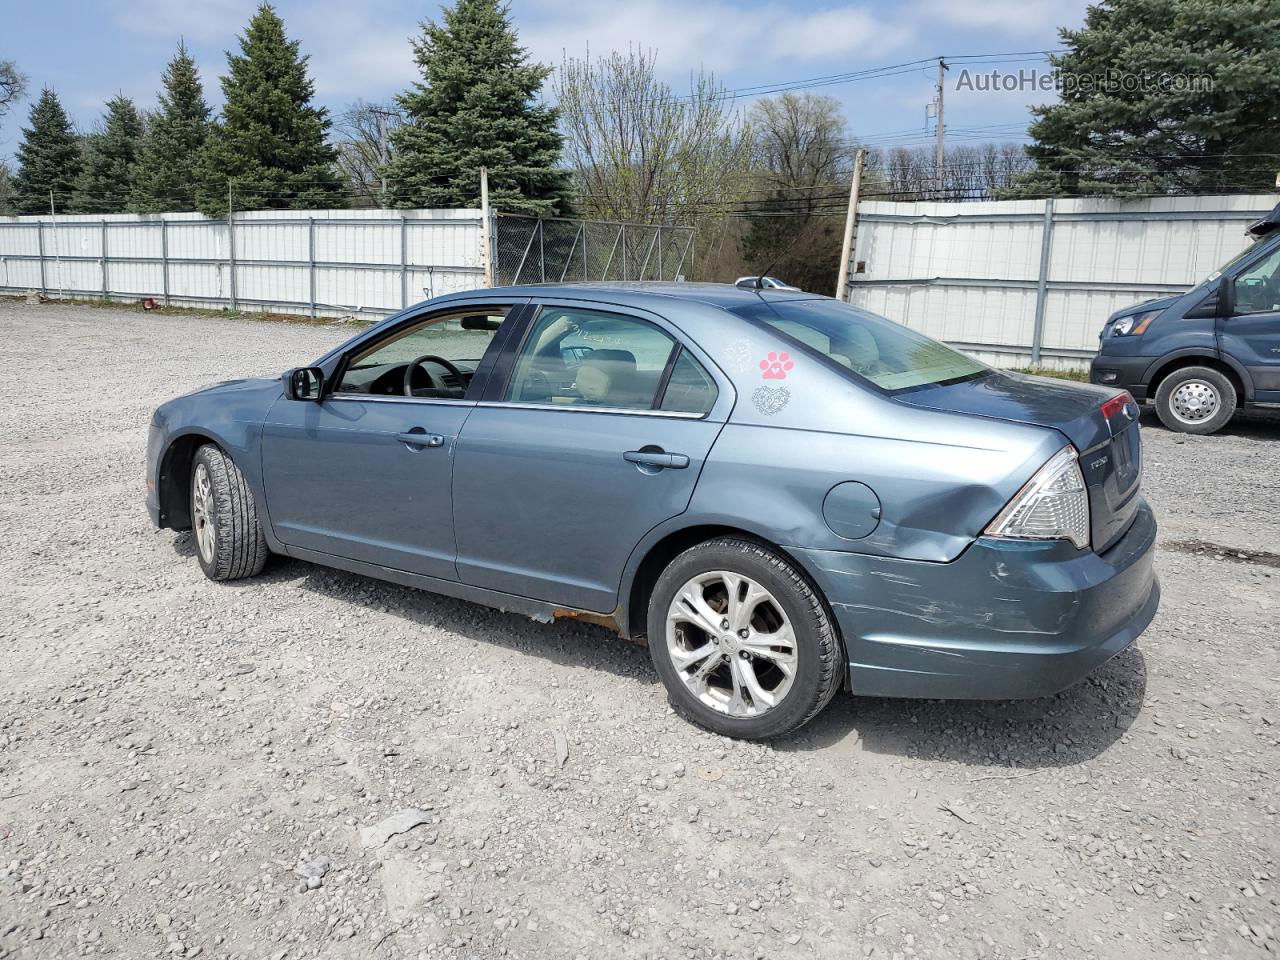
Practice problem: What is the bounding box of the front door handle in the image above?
[624,449,690,469]
[396,431,445,448]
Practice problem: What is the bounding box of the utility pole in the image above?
[370,108,398,203]
[934,57,948,198]
[479,167,493,288]
[835,149,866,303]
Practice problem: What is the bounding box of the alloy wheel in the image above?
[665,570,797,718]
[192,462,216,564]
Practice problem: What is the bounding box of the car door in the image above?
[452,300,729,613]
[1222,242,1280,401]
[260,300,528,580]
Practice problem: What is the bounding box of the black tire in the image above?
[190,444,269,581]
[1154,366,1236,435]
[647,537,843,740]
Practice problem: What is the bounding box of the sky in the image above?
[0,0,1093,165]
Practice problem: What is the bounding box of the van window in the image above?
[1233,245,1280,315]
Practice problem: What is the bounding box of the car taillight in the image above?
[985,446,1090,550]
[1100,391,1134,421]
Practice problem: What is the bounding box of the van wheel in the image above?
[191,444,269,581]
[647,538,843,740]
[1154,366,1236,435]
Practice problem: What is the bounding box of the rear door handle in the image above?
[396,431,445,448]
[624,450,690,469]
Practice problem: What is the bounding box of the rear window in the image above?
[741,299,987,393]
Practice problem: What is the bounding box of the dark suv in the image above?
[1091,203,1280,434]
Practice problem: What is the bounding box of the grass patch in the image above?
[1013,366,1091,383]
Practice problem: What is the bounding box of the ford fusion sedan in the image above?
[147,284,1159,739]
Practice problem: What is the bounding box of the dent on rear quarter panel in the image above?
[696,332,1063,563]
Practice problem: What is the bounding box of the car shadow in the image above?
[776,645,1147,768]
[254,553,658,684]
[174,536,1147,767]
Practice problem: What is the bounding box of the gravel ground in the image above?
[1,301,1277,960]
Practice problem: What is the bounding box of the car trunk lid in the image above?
[897,371,1143,551]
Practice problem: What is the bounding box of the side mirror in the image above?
[285,367,324,401]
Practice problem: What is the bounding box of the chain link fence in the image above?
[494,214,694,286]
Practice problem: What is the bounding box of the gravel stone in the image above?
[0,303,1277,960]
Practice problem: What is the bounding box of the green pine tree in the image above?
[131,42,212,213]
[1010,0,1280,197]
[384,0,570,216]
[74,95,144,213]
[196,3,343,216]
[12,88,82,215]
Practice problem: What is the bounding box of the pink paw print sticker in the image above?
[759,351,794,380]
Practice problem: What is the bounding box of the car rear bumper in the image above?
[791,499,1159,700]
[1089,353,1151,401]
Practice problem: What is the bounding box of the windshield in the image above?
[738,298,988,393]
[1204,235,1270,284]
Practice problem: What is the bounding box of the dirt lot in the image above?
[1,302,1277,960]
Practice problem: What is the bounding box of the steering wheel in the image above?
[403,354,466,396]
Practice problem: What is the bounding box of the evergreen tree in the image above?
[196,3,343,216]
[132,42,212,213]
[12,89,82,215]
[384,0,570,216]
[74,95,144,213]
[1012,0,1280,197]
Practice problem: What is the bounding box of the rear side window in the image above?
[660,349,717,414]
[740,299,987,393]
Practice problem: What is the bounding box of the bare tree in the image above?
[333,100,402,208]
[738,93,851,292]
[554,48,751,246]
[864,142,1032,200]
[1,60,28,123]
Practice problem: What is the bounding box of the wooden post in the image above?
[1031,198,1055,367]
[835,149,866,302]
[479,167,493,287]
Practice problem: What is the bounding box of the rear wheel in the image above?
[1154,366,1236,435]
[190,444,269,581]
[647,538,843,740]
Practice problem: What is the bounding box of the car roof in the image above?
[442,281,826,311]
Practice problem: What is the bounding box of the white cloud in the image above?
[910,0,1087,35]
[111,0,255,43]
[517,0,915,80]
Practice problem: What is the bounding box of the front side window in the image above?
[335,307,511,398]
[506,307,680,410]
[1233,245,1280,315]
[737,298,987,393]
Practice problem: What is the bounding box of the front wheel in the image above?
[190,444,269,581]
[1154,366,1236,435]
[647,538,843,740]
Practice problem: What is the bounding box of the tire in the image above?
[1154,366,1236,435]
[647,537,843,740]
[190,443,269,581]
